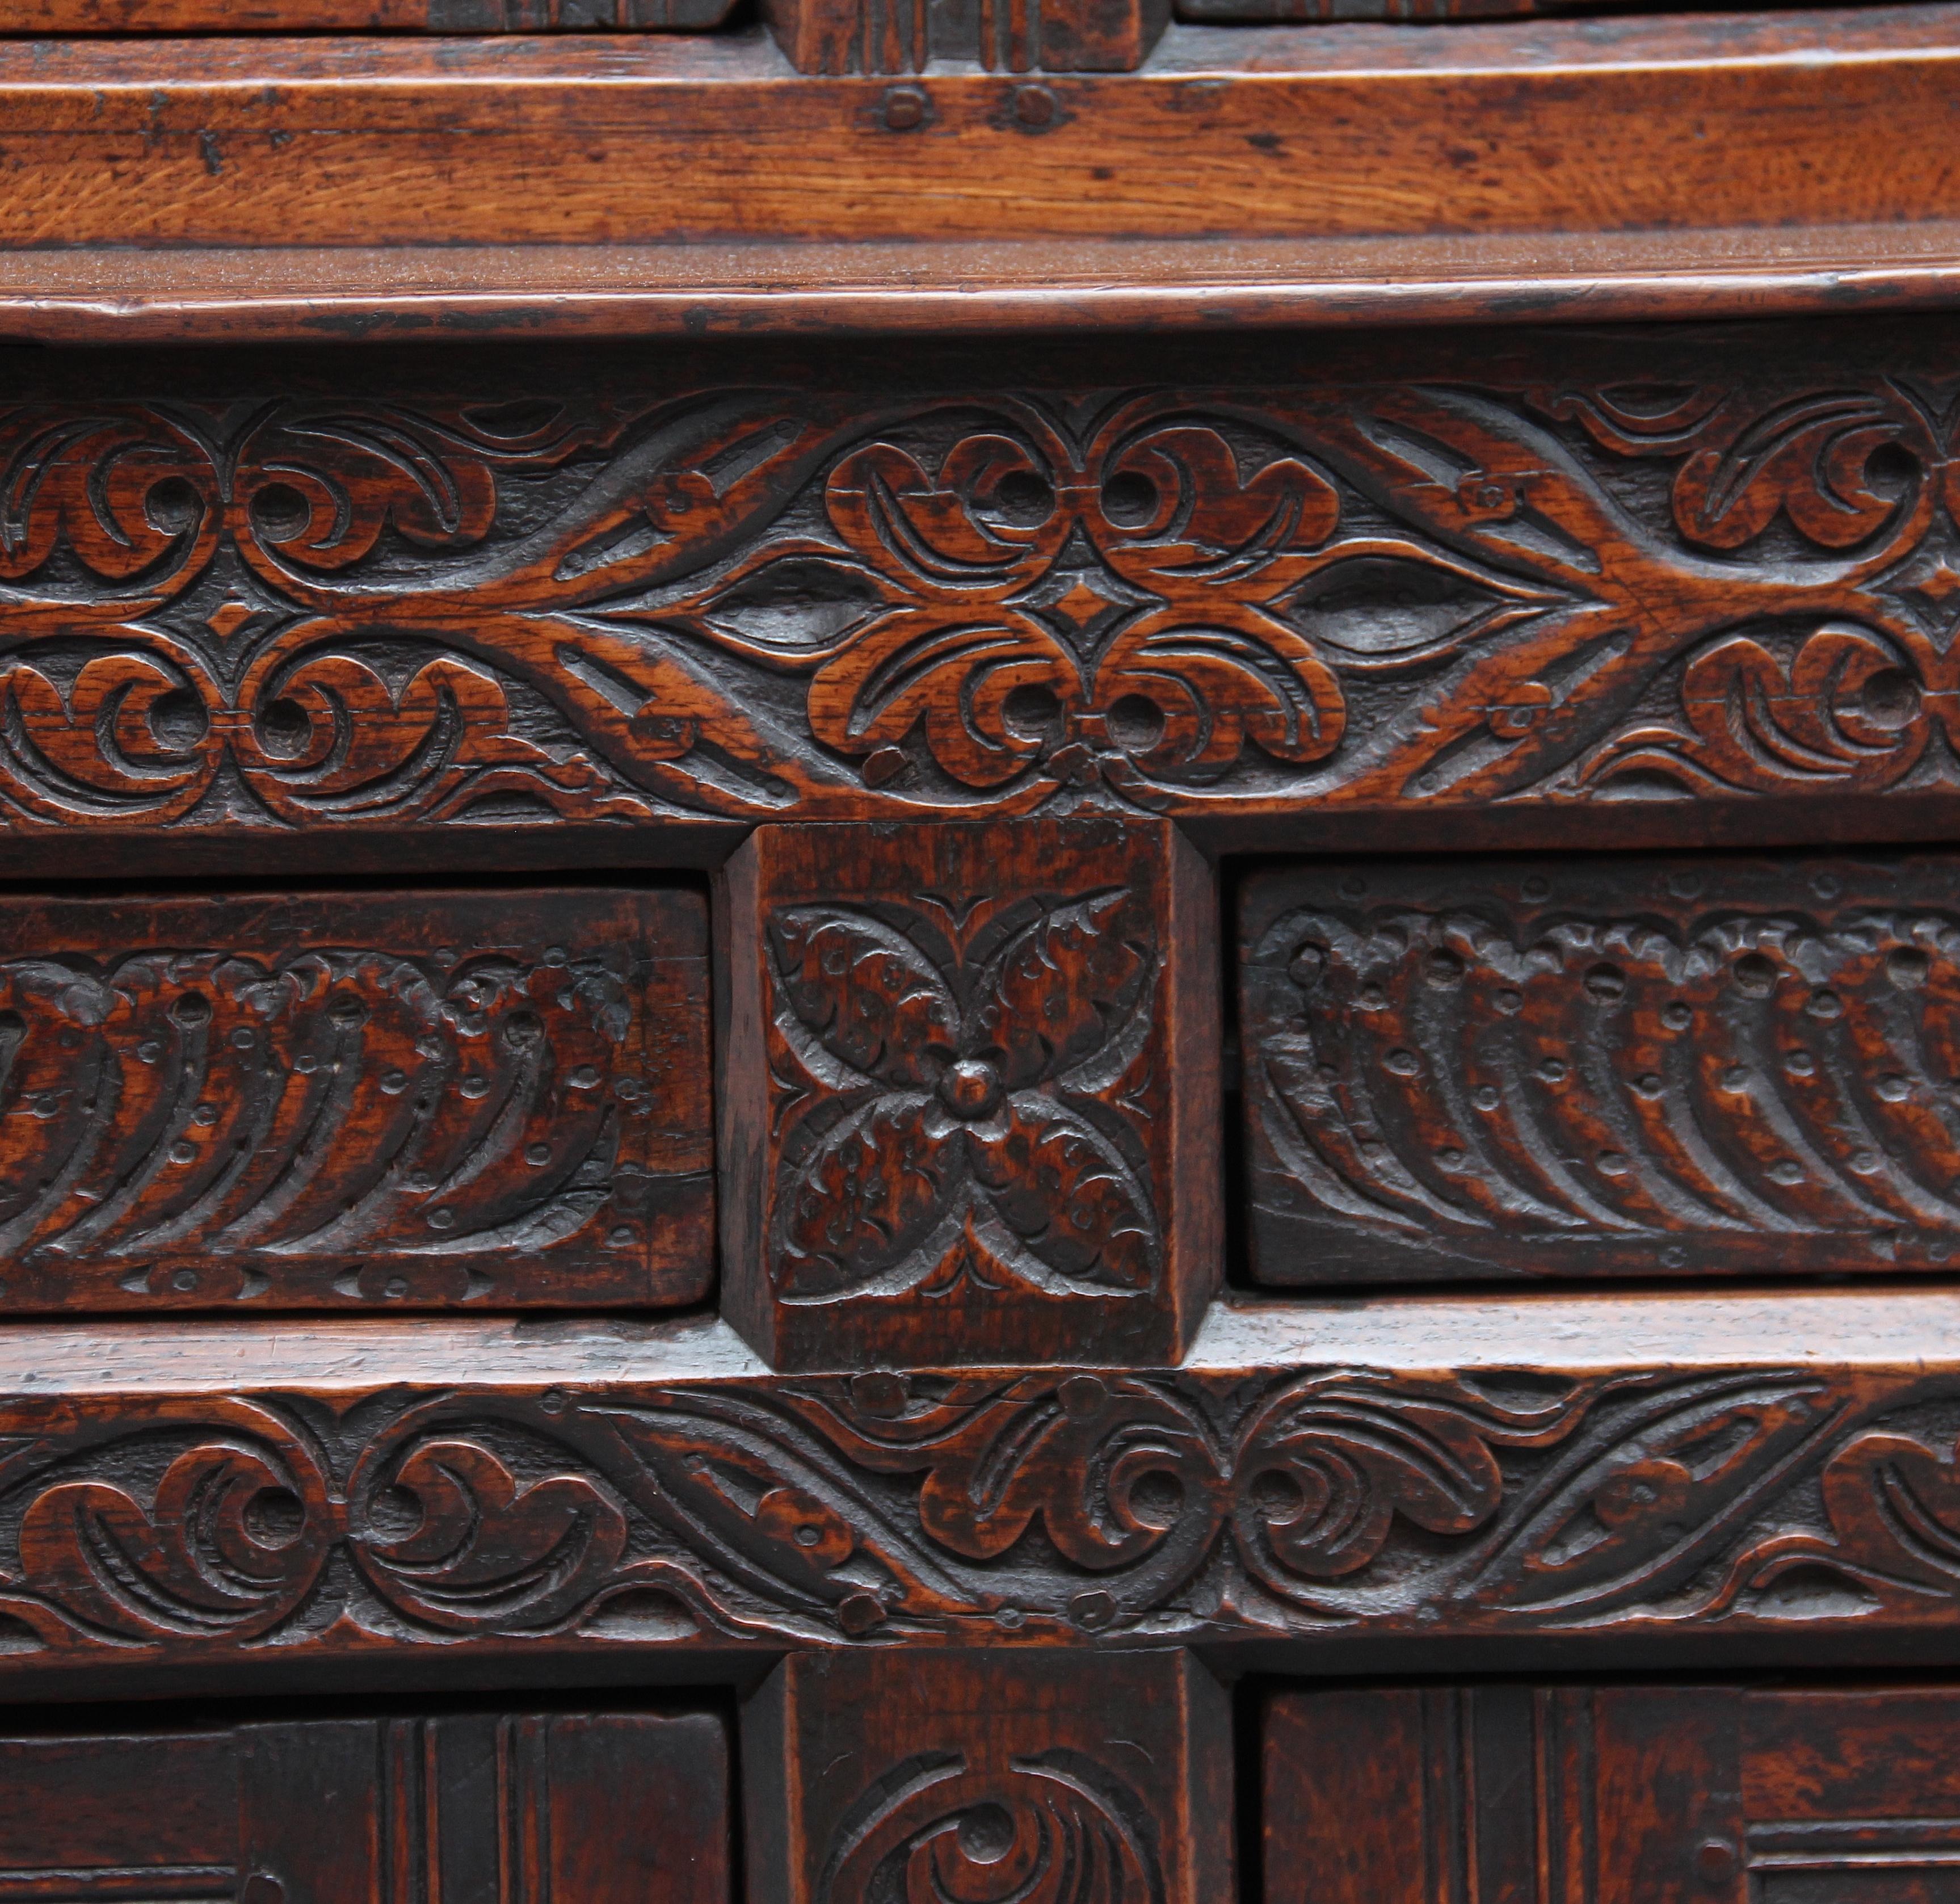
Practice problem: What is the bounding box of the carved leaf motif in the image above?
[774,1097,962,1301]
[234,408,504,572]
[969,1104,1157,1294]
[1805,1428,1960,1591]
[1579,624,1930,797]
[1465,1375,1840,1614]
[355,1436,628,1632]
[16,1433,330,1641]
[1232,1384,1512,1584]
[0,409,220,587]
[766,888,1162,1305]
[967,892,1147,1091]
[768,907,961,1090]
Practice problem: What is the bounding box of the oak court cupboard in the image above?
[4,0,1960,1893]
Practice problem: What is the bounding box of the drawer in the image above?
[0,885,710,1310]
[1241,851,1960,1286]
[0,1705,727,1902]
[1264,1681,1960,1904]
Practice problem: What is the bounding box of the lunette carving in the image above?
[0,893,710,1309]
[816,1749,1167,1904]
[10,355,1960,830]
[1242,856,1960,1283]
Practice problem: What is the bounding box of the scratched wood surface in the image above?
[0,14,1957,250]
[0,888,713,1312]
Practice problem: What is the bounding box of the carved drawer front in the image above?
[0,1707,727,1902]
[0,886,710,1311]
[1265,1682,1960,1904]
[1242,852,1960,1287]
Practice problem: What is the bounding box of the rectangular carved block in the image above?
[0,1708,727,1903]
[0,886,711,1311]
[1243,852,1960,1285]
[1267,1682,1960,1904]
[746,1649,1232,1904]
[719,816,1219,1368]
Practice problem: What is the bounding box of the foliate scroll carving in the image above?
[1242,853,1960,1285]
[720,817,1218,1370]
[14,1333,1960,1662]
[0,889,711,1310]
[754,1651,1223,1904]
[12,332,1960,838]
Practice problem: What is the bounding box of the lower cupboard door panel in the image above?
[0,1707,729,1903]
[1264,1682,1960,1904]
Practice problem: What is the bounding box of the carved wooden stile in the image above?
[745,1650,1233,1904]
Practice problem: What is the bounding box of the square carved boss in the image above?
[719,817,1218,1369]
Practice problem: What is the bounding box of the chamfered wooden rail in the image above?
[2,11,1960,337]
[0,1293,1954,1690]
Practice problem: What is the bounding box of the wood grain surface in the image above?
[718,818,1218,1369]
[0,14,1955,250]
[0,1708,728,1903]
[1264,1682,1960,1904]
[1242,852,1960,1288]
[0,888,712,1312]
[745,1649,1232,1904]
[1,0,733,27]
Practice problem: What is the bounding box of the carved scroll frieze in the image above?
[5,1306,1960,1665]
[1242,853,1960,1285]
[0,889,712,1309]
[8,335,1960,835]
[718,818,1219,1369]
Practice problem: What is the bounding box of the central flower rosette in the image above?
[765,890,1163,1302]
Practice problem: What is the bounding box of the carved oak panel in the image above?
[0,1708,728,1904]
[1242,852,1960,1285]
[4,323,1960,851]
[718,816,1218,1369]
[0,888,712,1311]
[745,1649,1232,1904]
[2,1299,1960,1675]
[1265,1683,1960,1904]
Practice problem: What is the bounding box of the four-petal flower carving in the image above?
[766,890,1160,1302]
[731,402,1353,797]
